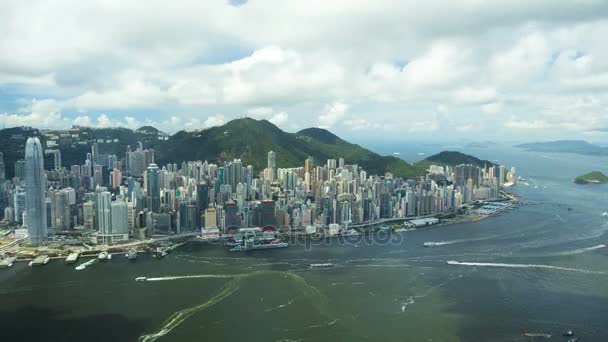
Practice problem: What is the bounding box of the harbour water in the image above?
[1,144,607,341]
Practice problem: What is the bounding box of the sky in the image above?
[1,0,608,143]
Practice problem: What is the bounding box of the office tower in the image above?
[260,200,276,229]
[13,186,26,224]
[111,168,122,188]
[25,137,47,244]
[92,143,99,165]
[95,187,112,235]
[111,200,128,235]
[223,202,240,230]
[196,182,209,227]
[205,208,217,228]
[83,201,95,230]
[50,189,71,230]
[146,163,160,213]
[338,158,345,169]
[14,160,26,180]
[0,152,5,180]
[179,201,197,231]
[267,151,276,180]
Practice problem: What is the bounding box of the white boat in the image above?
[29,255,50,266]
[75,259,96,271]
[309,263,335,268]
[107,253,112,260]
[98,251,108,260]
[135,277,147,282]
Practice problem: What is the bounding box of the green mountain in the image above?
[573,171,608,184]
[415,151,496,169]
[156,118,425,178]
[0,118,425,179]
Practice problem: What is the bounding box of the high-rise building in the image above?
[95,187,111,235]
[24,137,47,244]
[146,163,160,213]
[204,207,217,228]
[0,152,5,180]
[111,200,128,235]
[267,151,276,180]
[13,186,26,225]
[14,160,25,180]
[196,182,209,227]
[92,143,99,165]
[50,189,71,230]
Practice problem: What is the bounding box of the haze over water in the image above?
[1,144,607,342]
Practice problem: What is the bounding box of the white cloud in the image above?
[204,114,225,128]
[1,1,608,139]
[318,101,348,128]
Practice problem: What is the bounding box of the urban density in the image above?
[0,126,517,261]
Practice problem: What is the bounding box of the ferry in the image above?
[126,249,138,260]
[0,256,17,268]
[230,240,289,252]
[98,251,109,261]
[75,258,96,271]
[29,255,50,266]
[135,277,147,282]
[309,263,334,268]
[66,252,80,264]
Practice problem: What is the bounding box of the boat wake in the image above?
[265,297,296,312]
[447,261,605,274]
[400,297,415,312]
[543,244,606,257]
[144,274,236,282]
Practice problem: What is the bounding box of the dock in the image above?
[0,256,17,268]
[29,255,50,266]
[66,252,80,264]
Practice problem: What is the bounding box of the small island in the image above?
[573,171,608,184]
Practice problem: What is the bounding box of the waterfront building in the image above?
[24,137,47,245]
[146,163,160,213]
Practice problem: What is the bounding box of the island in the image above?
[573,171,608,184]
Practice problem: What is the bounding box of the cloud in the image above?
[318,101,348,128]
[1,1,608,140]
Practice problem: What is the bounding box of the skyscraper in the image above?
[146,163,160,213]
[196,182,209,228]
[25,137,47,244]
[0,152,5,180]
[267,150,276,180]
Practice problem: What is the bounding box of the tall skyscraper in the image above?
[14,160,25,180]
[0,152,5,180]
[196,182,209,227]
[146,163,160,213]
[92,143,99,165]
[95,187,112,235]
[111,200,128,235]
[25,137,47,244]
[267,150,276,180]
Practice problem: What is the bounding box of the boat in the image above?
[0,256,17,268]
[29,255,50,266]
[563,330,574,337]
[135,277,147,282]
[66,252,80,264]
[75,258,96,271]
[523,332,552,339]
[107,253,112,260]
[230,240,289,252]
[309,263,334,268]
[567,338,579,342]
[98,251,108,260]
[126,249,138,260]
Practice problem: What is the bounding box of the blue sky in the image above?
[1,0,608,143]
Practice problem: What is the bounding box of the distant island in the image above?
[573,171,608,184]
[515,140,608,156]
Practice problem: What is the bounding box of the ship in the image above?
[126,249,138,260]
[0,256,17,268]
[29,255,50,266]
[75,258,96,271]
[98,251,109,261]
[309,263,334,268]
[135,276,147,282]
[66,252,80,264]
[230,239,289,252]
